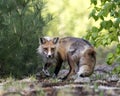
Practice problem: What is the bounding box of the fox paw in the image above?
[52,74,57,78]
[42,69,50,77]
[60,76,67,81]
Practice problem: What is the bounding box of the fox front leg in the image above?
[42,63,51,77]
[53,59,63,78]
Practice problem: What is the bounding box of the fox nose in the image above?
[79,74,85,77]
[47,51,52,58]
[48,55,52,58]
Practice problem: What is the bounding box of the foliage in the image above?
[87,0,120,65]
[45,0,91,37]
[0,0,52,78]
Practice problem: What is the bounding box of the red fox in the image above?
[37,37,96,80]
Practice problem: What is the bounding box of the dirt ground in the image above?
[0,78,120,96]
[0,64,120,96]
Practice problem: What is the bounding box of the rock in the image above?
[94,63,120,73]
[116,80,120,87]
[107,75,119,82]
[57,69,69,79]
[94,64,112,73]
[74,77,90,83]
[94,80,108,85]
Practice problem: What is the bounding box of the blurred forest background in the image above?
[0,0,120,78]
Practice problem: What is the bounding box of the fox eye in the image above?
[51,48,55,51]
[43,48,48,51]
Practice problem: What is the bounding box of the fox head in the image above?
[38,37,59,58]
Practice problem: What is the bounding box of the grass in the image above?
[0,70,120,96]
[0,76,45,96]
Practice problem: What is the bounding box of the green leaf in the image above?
[104,2,112,11]
[107,53,114,59]
[91,27,99,39]
[110,10,114,16]
[116,44,120,53]
[89,9,96,18]
[100,16,104,20]
[114,18,120,28]
[102,39,107,45]
[93,16,98,21]
[106,20,113,29]
[94,7,101,11]
[89,9,98,21]
[113,66,120,74]
[107,38,111,43]
[106,53,114,65]
[91,0,97,5]
[102,9,109,17]
[100,20,113,29]
[100,21,106,29]
[92,26,99,33]
[97,11,103,17]
[118,10,120,17]
[101,0,107,5]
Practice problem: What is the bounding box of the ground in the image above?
[0,64,120,96]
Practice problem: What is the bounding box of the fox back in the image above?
[57,37,96,77]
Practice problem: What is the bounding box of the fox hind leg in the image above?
[62,52,76,80]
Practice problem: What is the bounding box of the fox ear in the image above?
[53,37,59,44]
[39,38,46,44]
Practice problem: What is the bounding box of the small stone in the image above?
[116,80,120,87]
[74,77,90,83]
[108,75,119,82]
[57,70,69,79]
[95,80,108,85]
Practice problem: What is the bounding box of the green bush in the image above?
[0,0,52,78]
[87,0,120,62]
[86,0,120,72]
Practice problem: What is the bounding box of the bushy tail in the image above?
[84,48,96,61]
[79,48,96,77]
